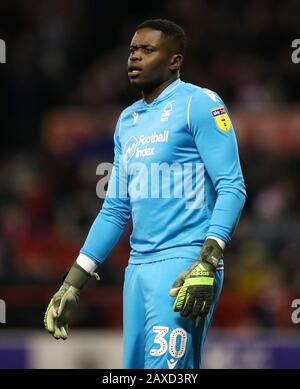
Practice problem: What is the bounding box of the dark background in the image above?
[0,0,299,333]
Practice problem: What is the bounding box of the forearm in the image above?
[206,188,246,243]
[80,210,128,265]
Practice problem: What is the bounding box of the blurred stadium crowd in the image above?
[0,0,299,329]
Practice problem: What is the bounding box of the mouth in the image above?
[128,65,143,78]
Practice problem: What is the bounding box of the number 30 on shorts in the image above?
[150,326,187,358]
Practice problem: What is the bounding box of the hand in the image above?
[44,262,94,339]
[169,239,223,321]
[44,284,80,340]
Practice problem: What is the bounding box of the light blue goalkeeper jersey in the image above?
[80,79,246,264]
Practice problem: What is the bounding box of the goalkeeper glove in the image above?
[169,238,223,321]
[44,262,95,340]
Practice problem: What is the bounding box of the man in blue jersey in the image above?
[44,19,246,369]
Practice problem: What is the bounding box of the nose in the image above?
[130,49,142,62]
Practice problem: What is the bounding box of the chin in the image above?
[129,78,144,90]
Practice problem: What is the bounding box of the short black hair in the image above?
[136,19,186,55]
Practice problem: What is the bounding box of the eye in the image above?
[143,47,154,54]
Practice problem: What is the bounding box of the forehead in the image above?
[130,28,168,48]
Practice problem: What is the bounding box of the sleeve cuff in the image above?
[76,253,98,274]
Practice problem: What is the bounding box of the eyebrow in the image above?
[130,44,156,49]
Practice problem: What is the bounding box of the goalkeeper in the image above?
[44,19,246,369]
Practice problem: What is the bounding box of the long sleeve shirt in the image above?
[80,79,246,265]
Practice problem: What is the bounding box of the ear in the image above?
[169,54,183,71]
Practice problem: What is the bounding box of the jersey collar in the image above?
[142,78,182,107]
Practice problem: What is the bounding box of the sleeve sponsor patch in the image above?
[211,106,231,132]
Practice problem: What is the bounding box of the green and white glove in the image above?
[169,239,223,321]
[44,263,94,340]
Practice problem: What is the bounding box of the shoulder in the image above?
[182,83,232,133]
[119,99,144,117]
[114,99,143,127]
[181,82,223,108]
[114,99,144,140]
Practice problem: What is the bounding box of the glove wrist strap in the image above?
[199,238,223,269]
[64,262,91,289]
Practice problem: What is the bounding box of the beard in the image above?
[129,73,168,94]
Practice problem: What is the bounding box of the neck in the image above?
[142,75,179,104]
